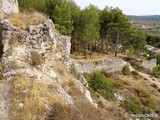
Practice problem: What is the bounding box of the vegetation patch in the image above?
[11,76,71,120]
[89,71,115,100]
[122,64,131,75]
[152,64,160,78]
[122,97,142,114]
[30,51,44,66]
[136,89,156,109]
[8,10,48,30]
[112,79,127,89]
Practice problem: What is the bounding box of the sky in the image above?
[74,0,160,15]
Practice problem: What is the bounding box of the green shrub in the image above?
[136,89,150,98]
[123,64,131,75]
[112,80,126,89]
[140,97,156,109]
[89,71,115,100]
[136,89,156,109]
[152,65,160,78]
[122,97,142,114]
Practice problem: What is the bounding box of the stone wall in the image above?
[0,19,70,81]
[0,18,96,107]
[0,0,19,15]
[140,59,157,71]
[72,58,127,74]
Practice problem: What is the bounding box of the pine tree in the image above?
[78,5,100,59]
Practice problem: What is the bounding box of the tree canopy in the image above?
[18,0,147,58]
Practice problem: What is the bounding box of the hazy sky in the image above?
[74,0,160,15]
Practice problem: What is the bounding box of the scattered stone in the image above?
[114,93,124,102]
[44,104,52,112]
[18,103,24,109]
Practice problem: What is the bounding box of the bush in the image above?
[122,97,142,114]
[136,89,150,98]
[112,80,126,89]
[89,71,115,100]
[123,64,131,75]
[30,51,44,66]
[152,65,160,78]
[136,89,156,109]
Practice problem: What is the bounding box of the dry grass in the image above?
[11,76,65,120]
[0,13,4,20]
[8,10,48,29]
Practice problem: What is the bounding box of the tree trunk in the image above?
[101,39,104,52]
[84,44,88,59]
[115,31,119,57]
[71,39,73,54]
[106,32,109,53]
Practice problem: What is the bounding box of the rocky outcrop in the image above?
[0,18,96,109]
[0,19,70,81]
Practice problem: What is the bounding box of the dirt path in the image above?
[129,64,160,88]
[0,81,12,120]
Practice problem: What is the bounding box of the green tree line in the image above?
[18,0,146,59]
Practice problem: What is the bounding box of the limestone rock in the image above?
[0,19,70,81]
[0,0,19,15]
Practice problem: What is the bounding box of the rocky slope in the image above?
[0,17,104,119]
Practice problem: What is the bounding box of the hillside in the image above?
[127,15,160,23]
[0,0,160,120]
[127,15,160,36]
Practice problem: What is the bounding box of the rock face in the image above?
[140,59,157,71]
[0,0,19,15]
[0,19,70,81]
[72,59,127,74]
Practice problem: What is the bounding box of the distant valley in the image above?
[127,15,160,36]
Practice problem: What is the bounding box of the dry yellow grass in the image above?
[11,76,65,120]
[0,12,4,20]
[8,11,48,30]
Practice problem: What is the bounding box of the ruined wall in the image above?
[140,59,157,71]
[72,59,127,74]
[0,19,70,81]
[0,0,19,15]
[0,18,96,107]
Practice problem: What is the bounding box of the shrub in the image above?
[136,89,150,98]
[122,97,142,114]
[123,64,131,75]
[152,65,160,78]
[89,71,115,100]
[140,97,156,109]
[112,80,126,89]
[136,89,156,109]
[30,51,44,66]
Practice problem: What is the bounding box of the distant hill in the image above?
[127,15,160,36]
[127,15,160,23]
